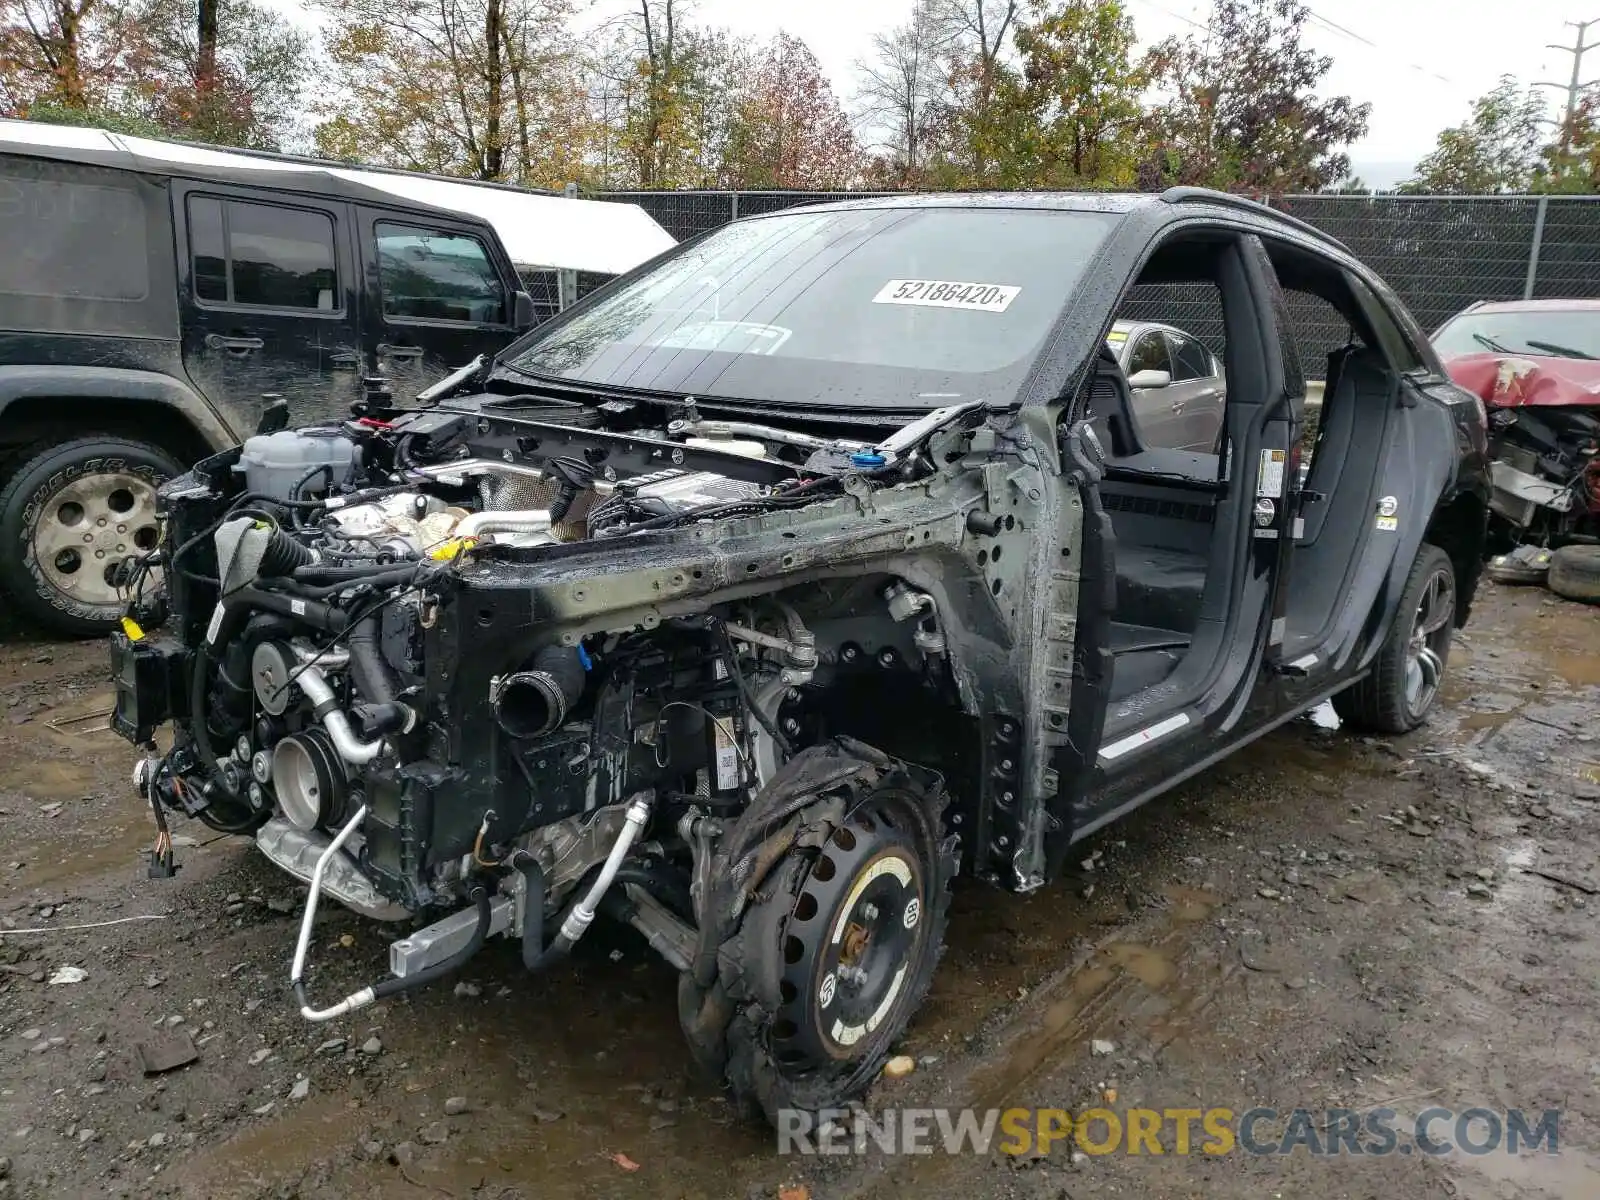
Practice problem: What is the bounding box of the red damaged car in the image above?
[1433,299,1600,599]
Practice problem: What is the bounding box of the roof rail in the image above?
[1158,186,1352,253]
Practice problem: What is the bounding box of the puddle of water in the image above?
[1164,884,1220,922]
[1103,942,1176,987]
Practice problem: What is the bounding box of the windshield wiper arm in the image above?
[1525,339,1598,360]
[873,400,990,466]
[1471,332,1516,354]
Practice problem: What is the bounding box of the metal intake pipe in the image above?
[295,662,391,766]
[453,509,553,541]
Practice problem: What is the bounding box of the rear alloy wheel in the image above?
[0,437,180,636]
[1334,543,1456,734]
[713,764,954,1126]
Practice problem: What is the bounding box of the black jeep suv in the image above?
[0,120,672,634]
[111,189,1488,1127]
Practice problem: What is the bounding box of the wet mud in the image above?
[0,584,1596,1199]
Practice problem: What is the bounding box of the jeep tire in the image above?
[0,436,181,637]
[1334,542,1456,734]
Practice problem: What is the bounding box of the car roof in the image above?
[1459,298,1600,315]
[0,120,675,276]
[779,186,1350,254]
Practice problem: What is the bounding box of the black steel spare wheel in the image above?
[714,762,954,1125]
[781,818,926,1067]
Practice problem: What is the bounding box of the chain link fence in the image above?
[598,189,1600,360]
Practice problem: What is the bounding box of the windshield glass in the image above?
[501,206,1119,409]
[1434,309,1600,360]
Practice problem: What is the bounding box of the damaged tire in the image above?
[685,741,956,1125]
[1548,544,1600,604]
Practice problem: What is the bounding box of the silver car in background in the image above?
[1106,319,1226,453]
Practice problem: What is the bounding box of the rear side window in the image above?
[1169,333,1211,381]
[188,196,339,310]
[375,222,506,324]
[0,167,147,301]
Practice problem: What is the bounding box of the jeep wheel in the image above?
[0,437,180,637]
[711,762,954,1125]
[1334,543,1456,734]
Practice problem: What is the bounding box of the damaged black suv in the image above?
[111,189,1489,1126]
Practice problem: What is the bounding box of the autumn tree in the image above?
[996,0,1149,187]
[1404,76,1549,194]
[126,0,308,148]
[856,0,952,185]
[1542,94,1600,193]
[315,0,592,186]
[927,0,1019,182]
[0,0,135,113]
[722,33,859,188]
[1144,0,1369,193]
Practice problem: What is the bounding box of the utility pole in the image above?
[1537,18,1600,153]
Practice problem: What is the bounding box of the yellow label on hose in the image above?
[121,616,146,641]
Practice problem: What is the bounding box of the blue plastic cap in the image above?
[576,643,593,671]
[850,452,888,468]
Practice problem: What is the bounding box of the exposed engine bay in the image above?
[111,383,1070,1121]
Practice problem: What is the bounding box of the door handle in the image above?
[377,344,423,360]
[206,333,264,353]
[1171,399,1186,413]
[329,351,359,371]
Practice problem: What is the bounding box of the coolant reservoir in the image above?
[235,429,358,502]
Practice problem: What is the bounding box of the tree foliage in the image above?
[314,0,589,184]
[723,33,859,188]
[999,0,1150,187]
[1403,77,1550,194]
[1144,0,1370,192]
[0,0,306,147]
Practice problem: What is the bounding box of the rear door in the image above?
[175,184,363,428]
[354,207,521,399]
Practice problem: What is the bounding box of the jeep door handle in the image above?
[1171,398,1186,413]
[206,333,264,354]
[377,344,424,360]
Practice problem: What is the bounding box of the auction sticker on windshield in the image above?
[873,279,1020,312]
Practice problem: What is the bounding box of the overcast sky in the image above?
[276,0,1595,188]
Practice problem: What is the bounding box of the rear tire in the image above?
[1333,543,1456,734]
[0,436,182,637]
[1548,544,1600,604]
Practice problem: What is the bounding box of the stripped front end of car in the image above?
[108,384,1084,1122]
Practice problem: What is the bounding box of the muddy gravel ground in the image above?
[1,583,1598,1200]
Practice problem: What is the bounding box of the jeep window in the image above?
[188,196,338,310]
[376,223,506,325]
[502,207,1119,409]
[0,167,147,302]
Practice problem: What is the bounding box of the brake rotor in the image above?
[771,796,930,1069]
